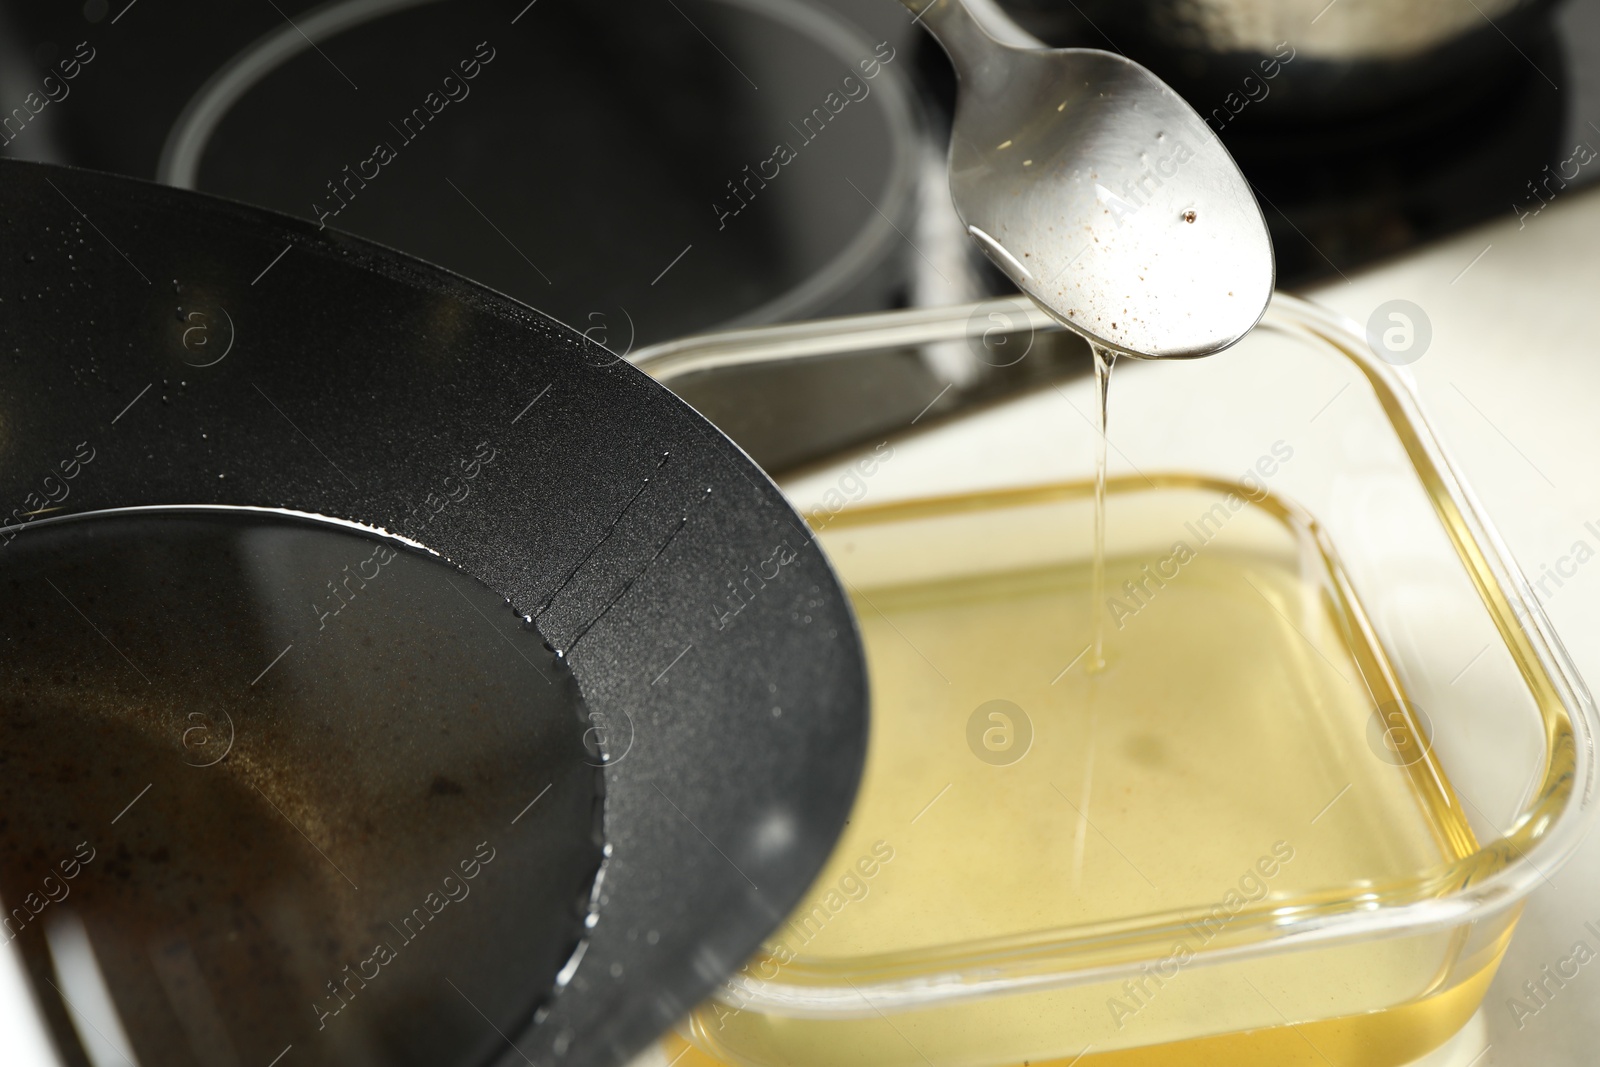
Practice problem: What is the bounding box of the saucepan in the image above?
[0,0,923,346]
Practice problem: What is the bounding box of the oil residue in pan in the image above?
[0,510,606,1067]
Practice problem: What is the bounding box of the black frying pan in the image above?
[0,159,868,1067]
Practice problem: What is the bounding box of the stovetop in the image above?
[10,0,1600,298]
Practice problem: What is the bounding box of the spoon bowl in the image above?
[907,0,1275,359]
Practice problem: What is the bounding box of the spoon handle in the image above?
[894,0,1013,73]
[947,0,1046,49]
[902,0,1049,56]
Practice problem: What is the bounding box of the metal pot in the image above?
[1001,0,1559,120]
[0,0,923,346]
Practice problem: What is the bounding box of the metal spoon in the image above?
[902,0,1274,359]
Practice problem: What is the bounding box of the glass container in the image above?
[637,293,1597,1067]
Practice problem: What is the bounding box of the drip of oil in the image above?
[679,477,1492,1067]
[1089,342,1117,672]
[0,511,605,1067]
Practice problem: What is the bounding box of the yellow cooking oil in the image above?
[675,475,1505,1067]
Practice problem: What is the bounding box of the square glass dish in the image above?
[641,294,1597,1067]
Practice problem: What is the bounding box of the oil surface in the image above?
[683,477,1489,1067]
[0,511,604,1067]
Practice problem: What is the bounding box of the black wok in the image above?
[0,159,868,1067]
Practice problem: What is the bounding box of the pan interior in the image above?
[0,509,605,1067]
